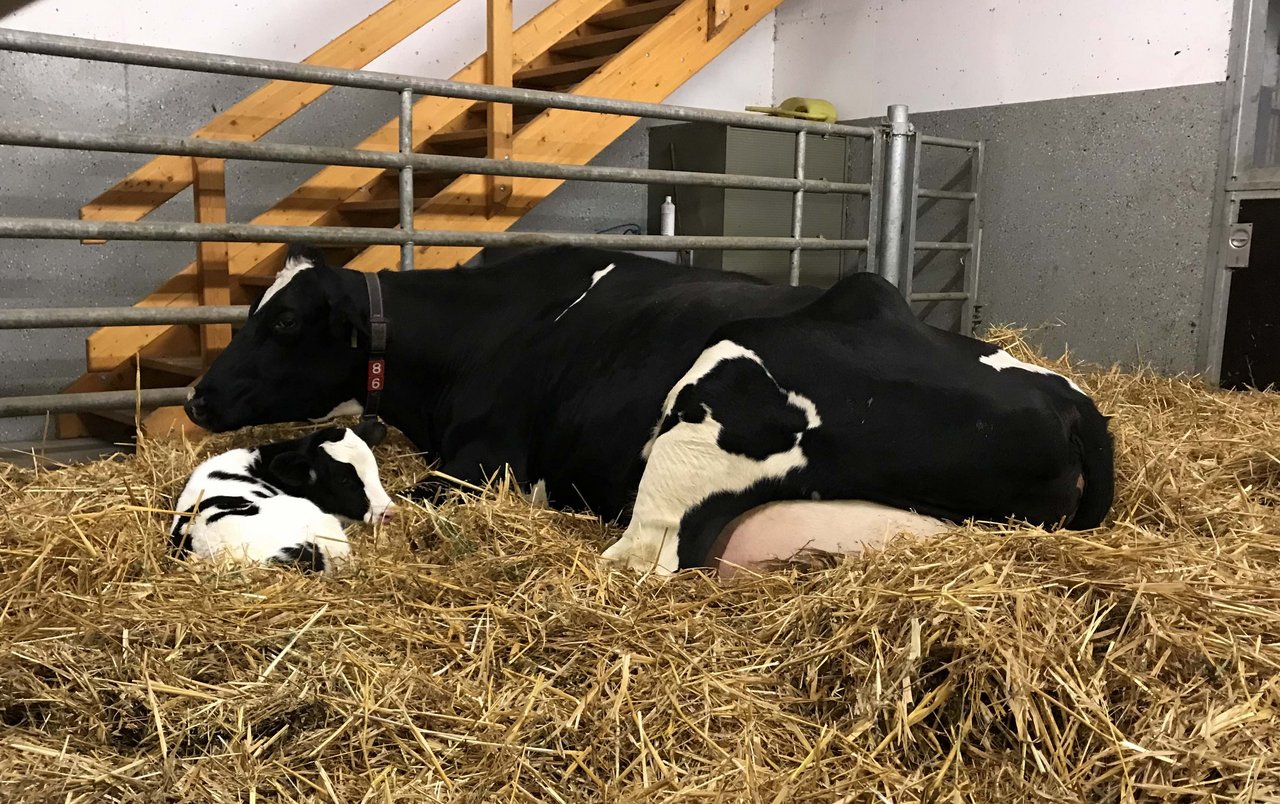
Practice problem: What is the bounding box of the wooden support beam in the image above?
[709,0,730,38]
[78,0,462,235]
[82,0,619,372]
[192,158,232,363]
[487,0,515,214]
[345,0,783,271]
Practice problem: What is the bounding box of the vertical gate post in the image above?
[878,104,914,290]
[192,157,231,362]
[788,132,806,286]
[398,88,415,272]
[487,0,514,215]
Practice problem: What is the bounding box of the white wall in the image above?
[2,0,775,112]
[773,0,1234,119]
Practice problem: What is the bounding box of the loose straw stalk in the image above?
[0,328,1278,802]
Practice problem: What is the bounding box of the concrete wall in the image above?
[903,84,1226,374]
[0,1,776,441]
[773,0,1233,119]
[777,0,1234,373]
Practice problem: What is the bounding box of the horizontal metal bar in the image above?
[0,305,249,329]
[0,125,871,196]
[0,388,190,417]
[909,292,969,302]
[916,188,976,202]
[0,218,870,252]
[918,133,981,150]
[912,241,973,252]
[0,28,876,140]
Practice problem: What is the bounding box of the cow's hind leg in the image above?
[602,340,820,575]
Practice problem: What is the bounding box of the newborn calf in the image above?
[170,420,394,573]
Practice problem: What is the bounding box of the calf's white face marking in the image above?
[604,340,821,575]
[256,253,313,311]
[321,429,394,523]
[554,263,615,322]
[980,349,1083,394]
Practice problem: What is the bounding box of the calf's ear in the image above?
[353,419,388,447]
[270,452,317,488]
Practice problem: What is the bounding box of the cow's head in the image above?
[186,246,369,432]
[261,420,395,525]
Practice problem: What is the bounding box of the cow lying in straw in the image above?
[169,421,394,573]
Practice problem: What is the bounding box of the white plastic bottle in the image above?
[660,195,676,236]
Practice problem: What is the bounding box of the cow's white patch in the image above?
[320,429,394,523]
[522,479,548,508]
[641,340,767,460]
[256,253,314,311]
[554,263,615,322]
[607,340,820,576]
[980,349,1083,394]
[310,399,364,422]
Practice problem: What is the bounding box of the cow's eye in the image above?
[273,313,297,334]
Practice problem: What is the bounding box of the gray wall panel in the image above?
[859,83,1225,374]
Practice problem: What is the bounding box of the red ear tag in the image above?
[368,359,386,392]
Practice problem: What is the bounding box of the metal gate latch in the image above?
[1225,222,1252,269]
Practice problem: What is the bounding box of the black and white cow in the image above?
[170,421,394,573]
[185,245,1113,574]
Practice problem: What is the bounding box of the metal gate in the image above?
[0,28,982,420]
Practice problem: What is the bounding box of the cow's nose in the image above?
[185,393,211,427]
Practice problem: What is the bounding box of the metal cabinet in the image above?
[647,123,852,287]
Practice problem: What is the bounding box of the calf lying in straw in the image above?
[169,421,394,573]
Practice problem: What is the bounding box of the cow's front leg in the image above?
[603,340,820,576]
[407,440,527,506]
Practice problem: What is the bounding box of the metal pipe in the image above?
[398,88,414,272]
[788,133,806,287]
[909,292,968,302]
[901,134,923,296]
[912,241,973,252]
[0,125,871,197]
[0,305,249,329]
[0,388,190,417]
[916,188,977,202]
[918,133,981,150]
[0,28,877,140]
[0,218,869,252]
[879,104,913,287]
[961,141,986,334]
[865,129,884,278]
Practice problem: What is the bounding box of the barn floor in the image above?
[1,329,1278,803]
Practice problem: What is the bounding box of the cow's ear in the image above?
[314,264,369,341]
[270,452,317,488]
[352,419,388,447]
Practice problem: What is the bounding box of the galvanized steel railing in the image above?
[0,27,982,419]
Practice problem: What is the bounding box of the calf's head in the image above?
[186,246,369,432]
[261,420,395,524]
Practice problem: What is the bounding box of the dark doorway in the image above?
[1221,199,1280,389]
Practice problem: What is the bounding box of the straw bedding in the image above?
[2,329,1279,803]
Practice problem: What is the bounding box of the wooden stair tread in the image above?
[138,355,204,378]
[551,24,649,57]
[239,274,275,289]
[340,195,442,213]
[589,0,682,29]
[515,54,612,87]
[88,409,145,427]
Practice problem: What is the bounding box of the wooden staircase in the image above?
[59,0,783,441]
